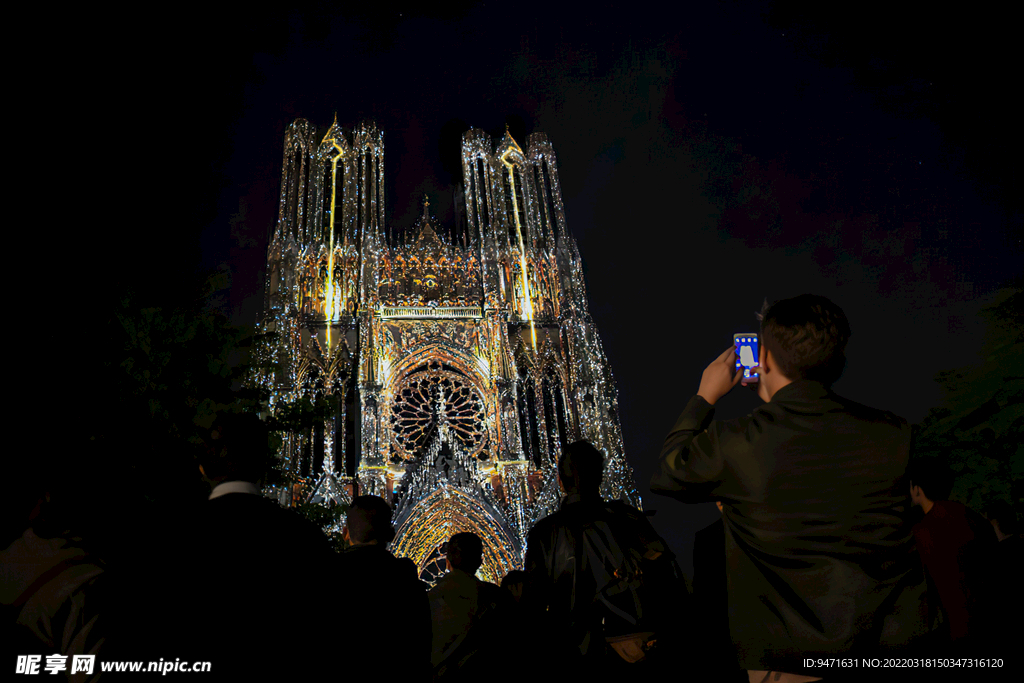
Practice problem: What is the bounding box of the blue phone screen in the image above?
[734,336,759,379]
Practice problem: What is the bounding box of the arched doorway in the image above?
[391,484,520,585]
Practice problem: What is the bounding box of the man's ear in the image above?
[759,344,768,373]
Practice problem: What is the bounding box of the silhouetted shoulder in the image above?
[710,406,765,440]
[202,493,334,554]
[828,392,909,430]
[604,499,647,522]
[337,544,411,584]
[527,510,561,538]
[206,492,307,522]
[479,578,512,608]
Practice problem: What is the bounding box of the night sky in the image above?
[69,2,1018,575]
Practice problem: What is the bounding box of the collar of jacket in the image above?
[343,542,386,554]
[435,567,478,588]
[559,492,603,509]
[769,379,831,403]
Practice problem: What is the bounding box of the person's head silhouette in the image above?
[445,532,483,574]
[346,496,395,546]
[558,441,604,497]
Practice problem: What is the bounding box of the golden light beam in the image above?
[500,147,536,352]
[325,138,345,353]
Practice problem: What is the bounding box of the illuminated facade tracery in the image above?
[254,118,640,581]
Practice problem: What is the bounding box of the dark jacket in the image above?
[651,380,928,671]
[336,544,431,680]
[427,569,513,680]
[524,493,685,660]
[138,491,339,680]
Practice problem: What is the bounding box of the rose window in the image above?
[391,366,486,459]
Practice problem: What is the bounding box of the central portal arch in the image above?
[391,484,520,584]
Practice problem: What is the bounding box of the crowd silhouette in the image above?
[5,294,1020,681]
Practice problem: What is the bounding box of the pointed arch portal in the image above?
[391,485,520,585]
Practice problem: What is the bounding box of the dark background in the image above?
[44,1,1019,576]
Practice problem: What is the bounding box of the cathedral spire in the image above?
[498,126,523,156]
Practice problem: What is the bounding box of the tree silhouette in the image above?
[913,287,1023,512]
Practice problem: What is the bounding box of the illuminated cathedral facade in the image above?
[253,117,640,583]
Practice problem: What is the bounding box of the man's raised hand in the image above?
[697,346,743,406]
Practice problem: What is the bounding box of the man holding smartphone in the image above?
[651,294,927,682]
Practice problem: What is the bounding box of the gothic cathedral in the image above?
[254,117,640,583]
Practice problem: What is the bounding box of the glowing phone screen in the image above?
[734,334,759,380]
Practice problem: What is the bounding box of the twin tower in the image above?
[255,117,640,582]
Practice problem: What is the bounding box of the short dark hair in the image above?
[347,496,395,545]
[446,532,483,572]
[559,441,605,493]
[197,411,273,483]
[906,458,954,501]
[758,294,851,385]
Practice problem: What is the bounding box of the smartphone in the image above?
[733,333,759,382]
